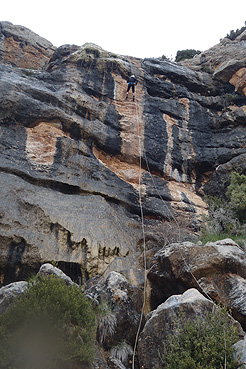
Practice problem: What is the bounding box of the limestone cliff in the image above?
[0,21,55,68]
[0,22,246,286]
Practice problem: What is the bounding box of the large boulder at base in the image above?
[148,239,246,329]
[0,280,27,314]
[38,263,74,285]
[137,288,244,369]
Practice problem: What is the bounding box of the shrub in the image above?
[161,54,168,60]
[226,171,246,222]
[110,341,133,365]
[158,307,241,369]
[201,192,246,245]
[175,49,201,62]
[226,22,246,40]
[0,274,96,369]
[202,195,240,234]
[96,300,117,344]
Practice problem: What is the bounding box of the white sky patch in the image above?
[1,0,246,59]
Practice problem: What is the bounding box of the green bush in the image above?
[200,231,246,246]
[0,274,96,369]
[226,171,246,222]
[110,341,133,365]
[201,190,246,244]
[202,195,240,234]
[175,49,201,62]
[96,300,117,344]
[158,307,241,369]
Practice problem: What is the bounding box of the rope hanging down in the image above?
[132,101,147,369]
[130,78,215,369]
[118,62,228,368]
[141,117,214,303]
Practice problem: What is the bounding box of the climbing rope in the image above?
[130,96,228,369]
[119,63,228,368]
[145,114,216,303]
[130,73,216,368]
[141,115,214,303]
[132,99,147,369]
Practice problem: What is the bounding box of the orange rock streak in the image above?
[229,68,246,96]
[25,121,69,166]
[112,67,144,160]
[93,146,146,193]
[3,37,50,69]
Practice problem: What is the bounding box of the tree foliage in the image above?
[158,307,240,369]
[0,274,96,369]
[175,49,201,62]
[203,195,241,236]
[226,171,246,222]
[201,171,246,243]
[96,300,117,344]
[226,22,246,40]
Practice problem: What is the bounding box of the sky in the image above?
[1,0,246,60]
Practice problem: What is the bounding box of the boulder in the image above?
[0,280,27,314]
[234,336,246,369]
[38,263,74,285]
[137,288,244,369]
[86,271,143,357]
[0,264,74,316]
[148,239,246,328]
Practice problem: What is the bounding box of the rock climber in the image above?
[126,74,138,101]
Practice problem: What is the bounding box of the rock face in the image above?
[0,21,55,69]
[0,22,246,287]
[181,32,246,85]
